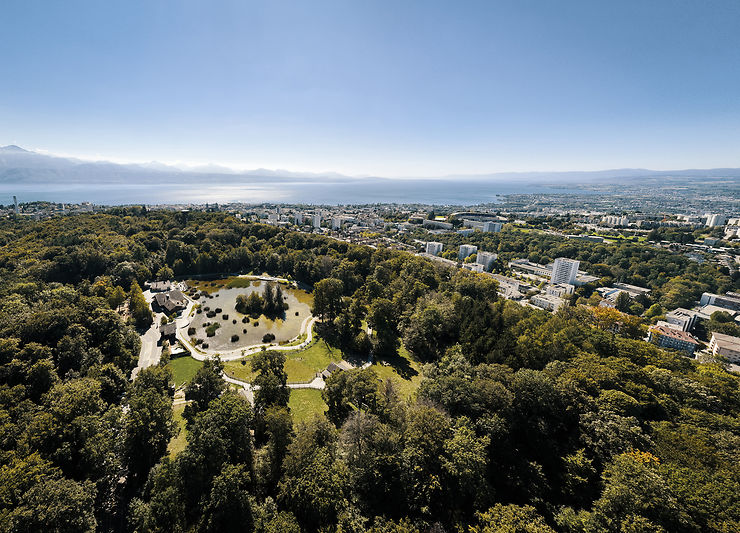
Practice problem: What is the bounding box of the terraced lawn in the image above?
[289,388,327,423]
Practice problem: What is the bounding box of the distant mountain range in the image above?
[2,144,740,186]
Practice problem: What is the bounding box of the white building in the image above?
[426,241,444,256]
[267,213,279,224]
[706,214,726,227]
[476,251,498,272]
[546,283,574,297]
[601,215,629,227]
[459,244,478,260]
[482,221,503,233]
[313,214,321,229]
[332,217,342,230]
[708,332,740,364]
[551,258,580,285]
[294,213,303,225]
[531,293,565,312]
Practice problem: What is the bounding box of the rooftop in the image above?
[650,325,699,344]
[711,332,740,351]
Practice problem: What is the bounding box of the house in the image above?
[154,289,187,314]
[159,321,177,341]
[320,360,353,379]
[708,332,740,364]
[648,325,700,356]
[149,280,172,292]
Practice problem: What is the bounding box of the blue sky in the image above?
[1,0,739,176]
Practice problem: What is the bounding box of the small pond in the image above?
[186,278,313,352]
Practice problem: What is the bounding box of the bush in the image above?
[215,308,222,313]
[202,342,209,349]
[232,319,237,324]
[222,314,229,320]
[242,317,248,323]
[206,322,221,337]
[295,311,299,316]
[243,328,247,333]
[206,310,216,318]
[230,334,239,342]
[262,333,276,343]
[187,327,196,336]
[253,321,259,327]
[196,308,202,314]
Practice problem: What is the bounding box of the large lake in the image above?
[1,179,590,206]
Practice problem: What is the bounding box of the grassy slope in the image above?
[167,356,203,388]
[167,403,188,457]
[289,388,327,423]
[223,337,342,384]
[371,344,424,400]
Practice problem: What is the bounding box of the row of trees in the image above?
[236,283,288,318]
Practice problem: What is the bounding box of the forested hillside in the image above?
[0,210,738,532]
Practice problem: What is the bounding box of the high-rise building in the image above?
[706,214,726,227]
[294,213,303,225]
[482,221,502,233]
[13,196,18,214]
[459,244,477,260]
[313,214,321,229]
[426,242,443,256]
[476,251,498,271]
[551,258,579,285]
[332,217,342,230]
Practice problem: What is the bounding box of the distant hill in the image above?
[2,145,740,186]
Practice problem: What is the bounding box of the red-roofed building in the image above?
[648,325,700,356]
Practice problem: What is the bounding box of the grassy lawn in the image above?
[223,337,342,384]
[223,359,256,382]
[371,344,424,400]
[167,403,188,457]
[289,388,327,423]
[167,356,203,387]
[287,338,342,382]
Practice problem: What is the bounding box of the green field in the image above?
[223,337,342,384]
[289,388,327,423]
[167,403,188,457]
[167,356,203,387]
[370,344,423,399]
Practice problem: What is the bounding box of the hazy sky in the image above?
[1,1,739,176]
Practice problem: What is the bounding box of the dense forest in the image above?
[0,210,739,532]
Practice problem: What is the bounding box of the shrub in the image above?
[243,329,247,333]
[215,308,222,313]
[202,342,209,349]
[206,322,221,337]
[242,317,248,323]
[206,310,216,318]
[232,319,237,324]
[295,311,299,316]
[253,321,259,327]
[196,308,202,314]
[222,314,229,320]
[231,334,239,342]
[262,333,276,343]
[187,327,196,336]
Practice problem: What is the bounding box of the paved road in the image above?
[131,283,192,380]
[177,314,318,362]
